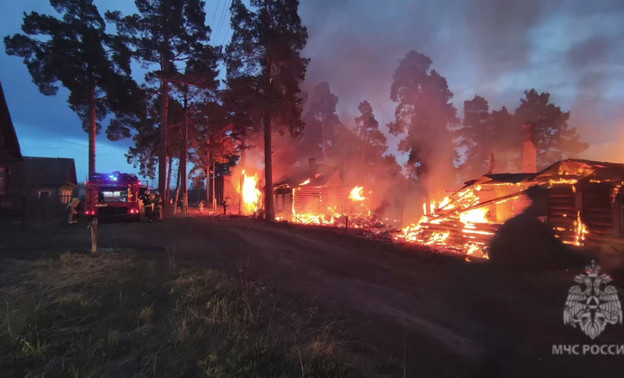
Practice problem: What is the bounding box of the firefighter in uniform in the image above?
[66,198,81,224]
[140,189,153,221]
[153,191,162,221]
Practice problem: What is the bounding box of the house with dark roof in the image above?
[8,157,78,218]
[0,81,77,218]
[0,80,23,206]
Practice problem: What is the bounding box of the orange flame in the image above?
[241,170,261,215]
[349,186,366,201]
[574,210,588,246]
[459,207,489,224]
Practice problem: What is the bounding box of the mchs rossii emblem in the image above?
[563,260,622,339]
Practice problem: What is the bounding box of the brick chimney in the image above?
[487,152,495,174]
[521,123,537,173]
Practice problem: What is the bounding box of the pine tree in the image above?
[4,0,142,179]
[388,50,458,188]
[355,100,387,164]
[515,89,587,167]
[107,0,215,210]
[301,82,342,161]
[226,0,309,221]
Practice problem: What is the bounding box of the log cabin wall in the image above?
[582,182,616,247]
[293,186,350,215]
[547,185,577,244]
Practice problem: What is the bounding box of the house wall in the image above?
[293,186,351,215]
[546,182,624,249]
[547,185,577,245]
[20,186,74,220]
[274,187,293,217]
[582,182,618,248]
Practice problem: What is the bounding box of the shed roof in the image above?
[533,159,624,183]
[274,163,343,188]
[20,157,77,188]
[0,81,22,162]
[463,159,624,188]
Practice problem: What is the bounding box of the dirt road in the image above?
[2,215,623,377]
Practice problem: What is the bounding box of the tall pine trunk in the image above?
[206,150,210,209]
[263,107,275,221]
[238,135,246,215]
[88,85,97,179]
[158,78,169,215]
[212,159,216,211]
[180,88,188,215]
[174,158,181,215]
[166,156,173,204]
[263,59,275,221]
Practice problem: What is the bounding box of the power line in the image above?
[210,0,221,28]
[215,0,231,46]
[222,27,232,47]
[210,0,225,44]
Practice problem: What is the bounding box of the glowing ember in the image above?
[425,231,450,245]
[438,196,452,211]
[548,178,578,185]
[459,207,489,224]
[300,179,310,186]
[349,186,366,201]
[241,171,261,215]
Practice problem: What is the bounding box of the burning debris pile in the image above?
[395,159,624,259]
[394,185,501,259]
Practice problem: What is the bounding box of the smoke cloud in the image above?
[299,0,624,165]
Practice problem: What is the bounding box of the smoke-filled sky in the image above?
[1,0,623,182]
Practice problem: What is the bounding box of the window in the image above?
[98,187,129,202]
[38,189,51,200]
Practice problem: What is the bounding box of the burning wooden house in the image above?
[398,159,624,258]
[274,158,368,224]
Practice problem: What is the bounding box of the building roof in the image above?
[533,159,624,183]
[464,173,534,186]
[274,163,343,188]
[464,158,624,188]
[0,80,22,162]
[20,157,77,188]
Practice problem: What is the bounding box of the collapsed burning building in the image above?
[398,158,624,259]
[397,123,624,258]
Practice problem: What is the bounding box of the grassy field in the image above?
[0,250,397,377]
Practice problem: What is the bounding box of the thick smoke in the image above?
[240,0,624,223]
[299,0,624,168]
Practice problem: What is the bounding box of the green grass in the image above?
[0,251,395,377]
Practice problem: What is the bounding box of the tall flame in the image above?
[241,170,261,215]
[574,210,588,246]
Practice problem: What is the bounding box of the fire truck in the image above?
[85,172,142,220]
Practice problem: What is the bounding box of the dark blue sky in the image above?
[2,0,623,182]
